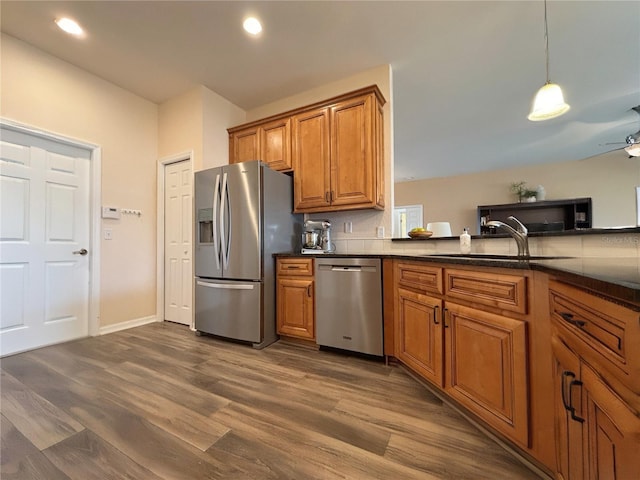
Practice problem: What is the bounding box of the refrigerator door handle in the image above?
[220,172,229,270]
[212,173,221,269]
[196,280,254,290]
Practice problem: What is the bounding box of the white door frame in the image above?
[156,152,194,329]
[1,117,102,337]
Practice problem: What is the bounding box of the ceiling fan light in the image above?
[528,82,570,121]
[624,143,640,157]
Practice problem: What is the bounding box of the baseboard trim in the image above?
[99,315,158,335]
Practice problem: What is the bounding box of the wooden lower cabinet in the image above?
[552,336,640,480]
[444,302,529,447]
[553,337,585,480]
[395,287,443,386]
[277,277,314,340]
[276,258,315,340]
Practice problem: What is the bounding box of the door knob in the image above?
[73,248,88,256]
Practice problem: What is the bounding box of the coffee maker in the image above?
[301,219,335,254]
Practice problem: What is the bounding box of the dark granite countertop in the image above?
[391,226,640,241]
[274,252,640,306]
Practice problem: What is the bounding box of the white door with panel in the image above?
[1,136,90,356]
[164,160,192,325]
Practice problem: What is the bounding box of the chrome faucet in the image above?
[486,215,530,258]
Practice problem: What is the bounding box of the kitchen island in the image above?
[274,252,640,480]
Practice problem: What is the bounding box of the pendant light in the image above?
[527,0,570,121]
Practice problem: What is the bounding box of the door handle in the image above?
[568,379,585,423]
[442,307,449,328]
[561,371,575,412]
[433,305,440,325]
[307,284,312,297]
[72,248,88,256]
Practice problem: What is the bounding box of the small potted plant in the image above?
[510,181,537,202]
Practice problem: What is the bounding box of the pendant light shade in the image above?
[527,0,569,121]
[528,82,570,121]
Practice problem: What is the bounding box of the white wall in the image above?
[1,34,158,327]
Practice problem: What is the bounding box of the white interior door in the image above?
[164,160,192,325]
[1,137,90,356]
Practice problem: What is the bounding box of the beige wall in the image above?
[158,85,246,171]
[395,150,640,235]
[202,86,246,170]
[1,34,158,327]
[158,85,245,171]
[247,64,394,242]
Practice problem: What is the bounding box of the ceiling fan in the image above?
[601,105,640,157]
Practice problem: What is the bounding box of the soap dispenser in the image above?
[460,227,471,254]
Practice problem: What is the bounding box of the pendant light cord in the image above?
[544,0,550,84]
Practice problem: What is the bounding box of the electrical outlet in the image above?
[344,221,352,233]
[376,226,384,238]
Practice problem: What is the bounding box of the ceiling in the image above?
[1,1,639,182]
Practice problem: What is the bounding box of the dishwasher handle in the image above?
[332,266,361,272]
[318,265,377,273]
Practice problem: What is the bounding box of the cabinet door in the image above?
[230,127,260,164]
[552,336,585,480]
[582,363,640,480]
[329,93,376,208]
[277,277,314,339]
[261,117,292,171]
[395,287,444,386]
[445,302,529,446]
[292,107,331,211]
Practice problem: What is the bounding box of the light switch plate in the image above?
[104,228,113,240]
[376,226,384,238]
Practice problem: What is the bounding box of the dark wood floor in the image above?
[1,322,543,479]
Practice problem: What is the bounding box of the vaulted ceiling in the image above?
[2,1,639,181]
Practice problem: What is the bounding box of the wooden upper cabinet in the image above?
[329,93,376,208]
[292,107,331,210]
[229,119,292,172]
[260,117,292,171]
[229,126,260,164]
[227,85,386,212]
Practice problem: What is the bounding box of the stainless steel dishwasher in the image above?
[315,258,383,356]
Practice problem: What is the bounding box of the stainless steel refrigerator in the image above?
[194,161,302,349]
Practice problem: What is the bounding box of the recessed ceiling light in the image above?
[55,17,84,36]
[243,17,262,36]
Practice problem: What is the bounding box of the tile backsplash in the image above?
[333,232,640,257]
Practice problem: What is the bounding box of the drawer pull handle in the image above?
[286,265,301,269]
[433,305,440,325]
[560,312,586,328]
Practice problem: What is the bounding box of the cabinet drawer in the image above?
[445,269,527,314]
[396,262,443,295]
[549,280,640,393]
[277,258,313,276]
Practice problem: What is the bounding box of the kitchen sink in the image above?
[421,253,573,261]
